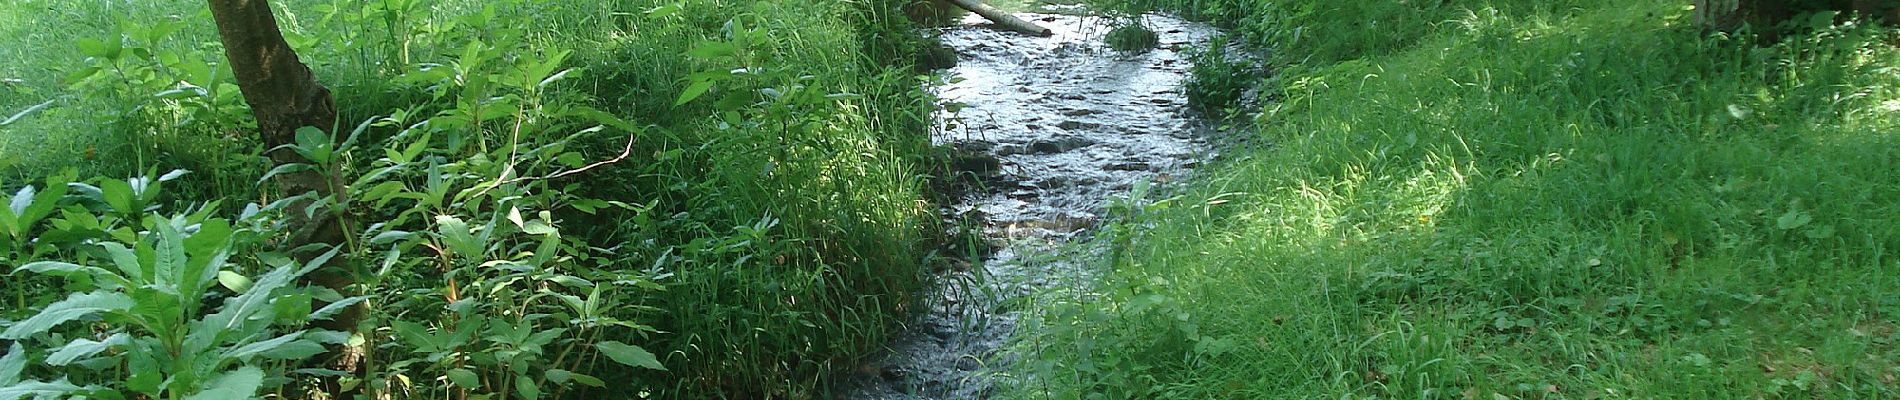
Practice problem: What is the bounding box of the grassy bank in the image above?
[1,0,941,397]
[1008,1,1900,397]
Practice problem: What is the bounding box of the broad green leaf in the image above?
[0,343,23,386]
[62,66,102,85]
[45,333,128,366]
[1776,210,1812,230]
[16,261,129,289]
[293,126,333,163]
[99,179,134,214]
[187,250,327,355]
[515,376,541,399]
[434,215,482,258]
[546,369,604,388]
[0,379,90,400]
[676,80,714,106]
[75,38,112,58]
[523,220,557,236]
[217,271,251,292]
[544,369,574,384]
[152,221,184,282]
[645,3,682,19]
[256,340,326,361]
[183,366,264,400]
[446,368,480,389]
[390,320,442,352]
[507,207,526,229]
[369,230,413,245]
[257,163,315,184]
[222,332,304,361]
[309,296,367,321]
[19,177,69,225]
[595,341,665,371]
[101,242,147,284]
[0,291,134,339]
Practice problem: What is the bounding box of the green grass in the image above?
[1007,1,1900,398]
[0,0,945,397]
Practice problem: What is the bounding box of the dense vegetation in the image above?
[7,0,1899,398]
[1005,0,1900,398]
[1,0,949,398]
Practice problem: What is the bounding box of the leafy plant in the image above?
[0,181,355,399]
[1180,35,1256,117]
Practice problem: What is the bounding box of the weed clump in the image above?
[1105,24,1159,51]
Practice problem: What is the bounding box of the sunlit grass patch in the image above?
[1007,0,1900,397]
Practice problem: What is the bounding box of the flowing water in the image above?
[840,12,1222,399]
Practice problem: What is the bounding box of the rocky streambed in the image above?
[841,12,1222,399]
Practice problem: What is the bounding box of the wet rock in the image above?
[1059,108,1101,117]
[1106,161,1152,171]
[1027,136,1094,154]
[1055,120,1097,131]
[952,140,995,153]
[950,152,1002,175]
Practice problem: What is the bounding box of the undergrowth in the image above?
[0,0,947,398]
[1007,0,1900,398]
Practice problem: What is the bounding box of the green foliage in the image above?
[3,0,944,398]
[0,173,350,399]
[1104,24,1160,52]
[1180,35,1255,117]
[1013,0,1900,398]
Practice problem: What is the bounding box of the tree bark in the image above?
[1695,0,1749,32]
[205,0,360,352]
[1696,0,1900,33]
[945,0,1053,37]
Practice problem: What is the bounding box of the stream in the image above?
[840,12,1221,399]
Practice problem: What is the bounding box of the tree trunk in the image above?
[1695,0,1749,32]
[1696,0,1899,33]
[945,0,1053,36]
[205,0,360,359]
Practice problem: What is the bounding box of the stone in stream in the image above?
[949,145,1002,176]
[1105,161,1152,171]
[1027,136,1095,154]
[1059,107,1101,117]
[1055,120,1097,131]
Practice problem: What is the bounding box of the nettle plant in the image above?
[0,173,354,399]
[326,35,668,399]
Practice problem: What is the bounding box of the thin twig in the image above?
[499,131,637,185]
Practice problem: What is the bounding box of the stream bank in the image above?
[840,12,1223,399]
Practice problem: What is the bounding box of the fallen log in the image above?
[945,0,1053,37]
